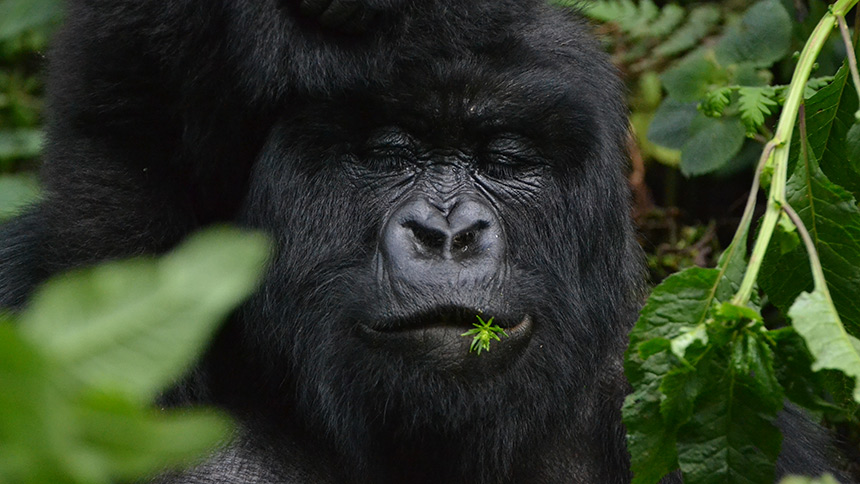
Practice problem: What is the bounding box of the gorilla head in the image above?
[197,11,641,483]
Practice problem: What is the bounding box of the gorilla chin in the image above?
[357,307,534,373]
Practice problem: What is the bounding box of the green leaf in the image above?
[625,0,660,39]
[0,128,44,161]
[760,128,860,337]
[737,87,778,133]
[624,350,682,484]
[20,227,270,401]
[700,88,732,118]
[0,0,62,40]
[625,268,785,484]
[788,290,860,402]
[76,391,230,480]
[646,4,684,38]
[625,230,752,484]
[625,268,723,483]
[663,53,726,102]
[654,6,721,58]
[801,65,860,198]
[462,315,507,354]
[847,123,860,173]
[0,321,76,484]
[771,328,847,415]
[775,212,801,255]
[675,323,783,484]
[0,318,232,484]
[629,268,724,348]
[680,114,746,176]
[0,173,40,221]
[647,99,698,150]
[714,0,792,68]
[575,0,639,24]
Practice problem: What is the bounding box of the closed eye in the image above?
[358,128,418,170]
[480,135,543,178]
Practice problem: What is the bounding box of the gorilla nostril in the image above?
[404,221,447,251]
[452,231,474,251]
[451,221,488,252]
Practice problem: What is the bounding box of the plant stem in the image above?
[720,141,774,273]
[782,203,828,289]
[787,109,831,292]
[837,15,860,106]
[731,0,859,305]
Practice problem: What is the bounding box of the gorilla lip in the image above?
[357,308,533,362]
[371,306,527,332]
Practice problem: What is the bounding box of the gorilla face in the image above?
[230,52,638,482]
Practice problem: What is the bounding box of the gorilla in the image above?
[0,1,853,483]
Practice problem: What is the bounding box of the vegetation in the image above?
[570,0,860,482]
[0,0,59,219]
[0,227,269,483]
[462,315,508,354]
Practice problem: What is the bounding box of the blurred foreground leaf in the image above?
[0,129,44,161]
[0,0,63,41]
[20,226,271,402]
[0,172,39,220]
[0,227,270,483]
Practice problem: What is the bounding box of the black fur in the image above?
[0,0,540,306]
[0,1,853,483]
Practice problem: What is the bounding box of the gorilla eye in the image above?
[359,129,418,170]
[481,135,542,178]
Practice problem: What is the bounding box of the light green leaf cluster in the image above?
[0,227,270,484]
[737,87,778,133]
[461,315,507,354]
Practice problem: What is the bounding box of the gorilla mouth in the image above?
[358,307,533,371]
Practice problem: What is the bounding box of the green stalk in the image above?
[731,0,859,306]
[837,15,860,109]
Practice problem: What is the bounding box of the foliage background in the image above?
[573,1,860,482]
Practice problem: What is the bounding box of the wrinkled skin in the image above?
[0,1,853,483]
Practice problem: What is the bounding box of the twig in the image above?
[836,15,860,109]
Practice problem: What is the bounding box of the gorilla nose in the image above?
[382,198,504,285]
[403,216,489,259]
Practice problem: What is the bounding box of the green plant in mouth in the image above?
[461,315,508,355]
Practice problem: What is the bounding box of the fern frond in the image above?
[737,86,778,133]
